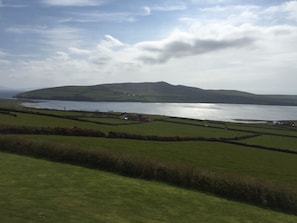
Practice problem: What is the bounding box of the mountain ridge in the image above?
[16,82,297,106]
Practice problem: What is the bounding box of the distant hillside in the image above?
[16,82,297,106]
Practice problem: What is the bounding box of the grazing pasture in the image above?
[1,151,297,223]
[1,99,297,220]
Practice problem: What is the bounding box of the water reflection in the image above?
[22,100,297,122]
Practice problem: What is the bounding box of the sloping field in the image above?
[1,152,296,223]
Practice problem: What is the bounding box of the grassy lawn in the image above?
[1,151,296,223]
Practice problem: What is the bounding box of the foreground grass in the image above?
[2,135,297,214]
[1,151,296,223]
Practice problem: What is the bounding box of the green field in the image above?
[1,152,297,223]
[241,135,297,151]
[1,98,297,221]
[15,135,297,186]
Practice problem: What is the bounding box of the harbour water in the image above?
[22,100,297,122]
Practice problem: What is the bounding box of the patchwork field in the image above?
[1,98,297,221]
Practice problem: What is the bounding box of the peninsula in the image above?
[16,82,297,106]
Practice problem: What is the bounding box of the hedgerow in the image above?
[0,136,296,215]
[0,125,105,137]
[2,125,296,155]
[107,131,260,141]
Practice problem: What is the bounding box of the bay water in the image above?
[22,100,297,122]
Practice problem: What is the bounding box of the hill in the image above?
[16,81,297,106]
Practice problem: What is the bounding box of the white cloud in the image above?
[0,49,8,57]
[0,59,10,65]
[265,1,297,22]
[61,2,185,24]
[90,35,137,67]
[196,1,297,25]
[2,0,297,93]
[136,25,256,64]
[41,0,105,7]
[131,18,297,92]
[195,5,261,26]
[55,51,69,60]
[191,0,233,5]
[4,20,297,92]
[68,47,91,55]
[43,26,83,48]
[6,25,82,49]
[6,55,97,88]
[66,11,136,23]
[100,35,124,48]
[143,6,151,16]
[0,50,10,65]
[5,25,48,34]
[150,2,187,12]
[0,0,26,8]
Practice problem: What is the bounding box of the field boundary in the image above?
[1,124,297,155]
[162,119,297,139]
[1,136,297,215]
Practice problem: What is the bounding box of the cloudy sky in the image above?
[1,0,297,93]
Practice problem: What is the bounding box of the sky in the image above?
[0,0,297,94]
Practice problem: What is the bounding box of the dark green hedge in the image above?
[0,136,296,215]
[0,125,105,137]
